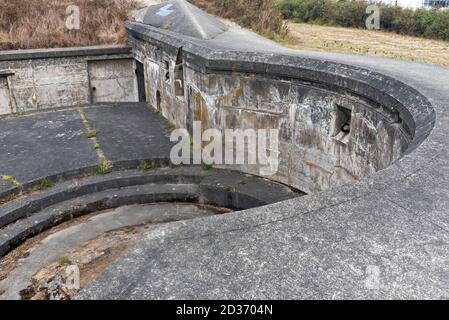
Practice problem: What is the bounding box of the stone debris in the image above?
[20,226,144,300]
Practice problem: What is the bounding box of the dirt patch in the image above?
[20,226,144,300]
[1,203,233,299]
[196,203,233,215]
[0,210,108,282]
[0,203,231,283]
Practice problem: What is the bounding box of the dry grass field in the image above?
[287,22,449,67]
[0,0,140,50]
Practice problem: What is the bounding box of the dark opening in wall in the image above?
[135,60,146,103]
[333,104,352,144]
[164,60,170,84]
[156,90,161,111]
[0,76,12,115]
[174,49,184,97]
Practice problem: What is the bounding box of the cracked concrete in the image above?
[0,103,173,195]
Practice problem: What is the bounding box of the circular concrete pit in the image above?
[0,1,447,300]
[0,166,300,299]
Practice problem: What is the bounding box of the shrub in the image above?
[190,0,289,39]
[277,0,449,41]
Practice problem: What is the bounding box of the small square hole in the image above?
[333,104,352,144]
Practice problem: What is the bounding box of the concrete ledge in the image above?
[0,70,14,76]
[0,184,200,258]
[0,45,132,61]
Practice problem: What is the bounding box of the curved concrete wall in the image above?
[127,22,435,193]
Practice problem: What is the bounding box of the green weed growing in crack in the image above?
[201,163,213,171]
[97,156,113,175]
[31,178,55,192]
[1,175,20,186]
[138,161,157,171]
[84,130,97,139]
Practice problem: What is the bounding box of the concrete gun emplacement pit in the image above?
[0,0,448,300]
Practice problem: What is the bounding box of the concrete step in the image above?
[0,167,207,229]
[0,167,302,258]
[0,167,300,230]
[0,183,199,258]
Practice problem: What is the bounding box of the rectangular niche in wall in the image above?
[164,60,171,85]
[174,49,184,97]
[135,60,146,103]
[332,104,352,144]
[88,59,138,103]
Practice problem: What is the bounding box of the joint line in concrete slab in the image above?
[76,106,112,174]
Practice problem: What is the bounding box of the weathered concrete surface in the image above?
[0,77,11,115]
[0,203,219,300]
[127,15,424,193]
[84,104,174,163]
[1,1,447,299]
[69,3,449,298]
[141,0,227,40]
[0,103,173,195]
[0,46,137,113]
[75,50,449,299]
[88,59,138,103]
[0,110,98,184]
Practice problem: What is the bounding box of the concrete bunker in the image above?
[0,0,435,203]
[0,0,439,300]
[126,0,427,194]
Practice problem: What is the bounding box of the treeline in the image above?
[278,0,449,41]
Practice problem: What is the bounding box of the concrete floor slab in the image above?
[0,104,173,196]
[0,110,98,188]
[84,104,173,163]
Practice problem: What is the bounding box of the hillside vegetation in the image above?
[0,0,139,50]
[278,0,449,41]
[190,0,288,40]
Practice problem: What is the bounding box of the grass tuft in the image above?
[97,156,113,175]
[138,161,157,171]
[84,130,97,139]
[1,175,20,186]
[32,178,55,192]
[201,163,213,171]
